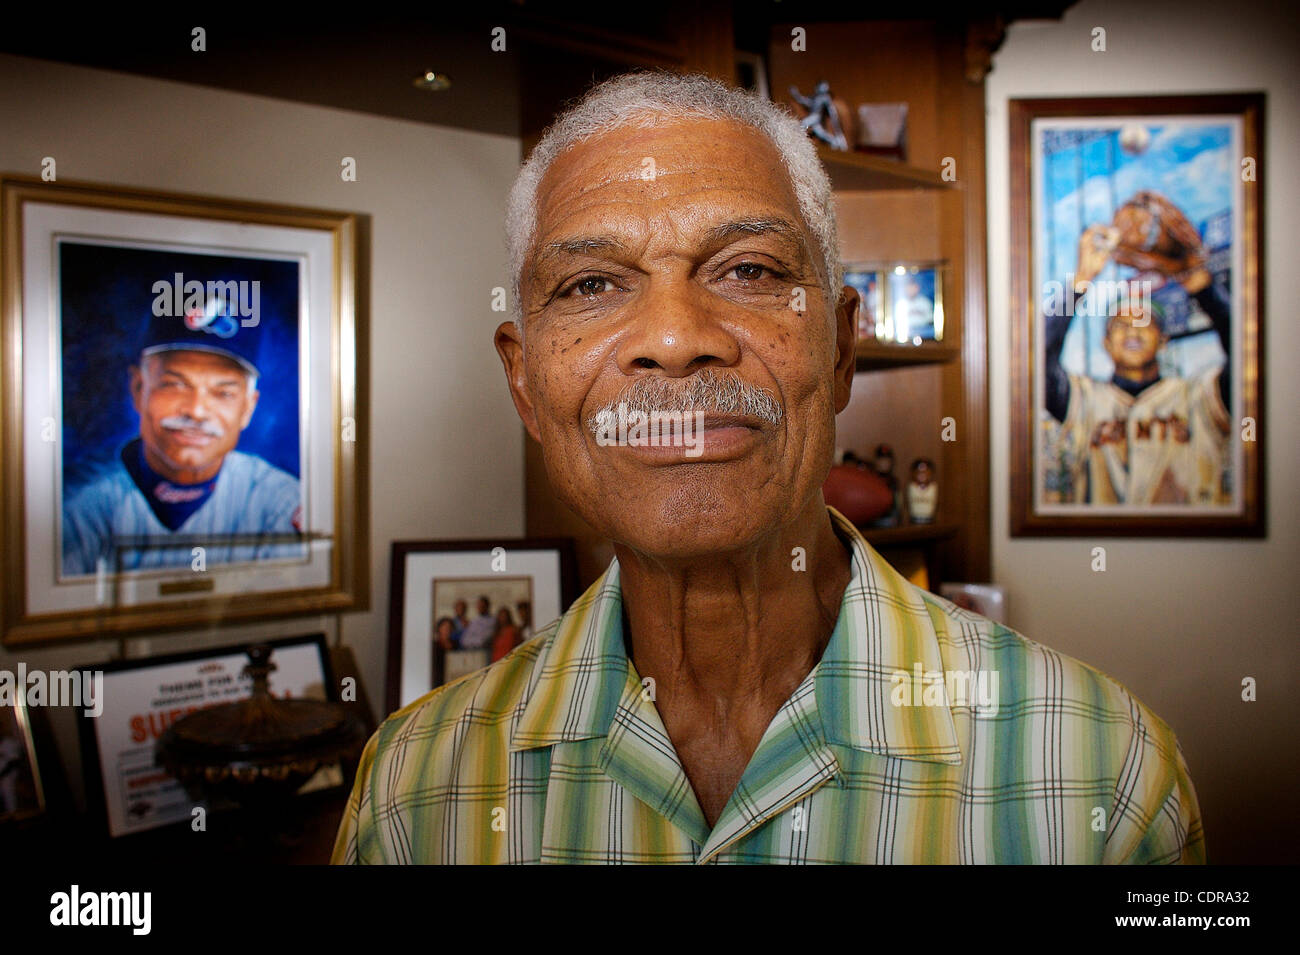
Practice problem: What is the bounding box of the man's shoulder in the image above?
[920,589,1179,746]
[917,588,1203,863]
[224,450,298,488]
[65,460,137,511]
[371,621,557,757]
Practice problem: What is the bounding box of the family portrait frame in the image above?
[1008,95,1264,536]
[386,538,578,714]
[1,176,370,644]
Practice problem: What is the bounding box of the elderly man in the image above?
[334,72,1203,864]
[62,308,301,574]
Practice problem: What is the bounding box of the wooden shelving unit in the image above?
[860,522,959,547]
[816,145,954,192]
[855,341,960,370]
[771,19,994,586]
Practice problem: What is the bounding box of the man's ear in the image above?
[494,320,541,443]
[832,285,859,414]
[129,365,144,414]
[239,388,260,431]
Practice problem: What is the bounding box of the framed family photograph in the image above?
[844,262,945,345]
[76,632,338,838]
[1,176,370,644]
[1008,95,1264,536]
[386,538,578,713]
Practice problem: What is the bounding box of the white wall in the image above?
[985,0,1300,862]
[0,54,524,804]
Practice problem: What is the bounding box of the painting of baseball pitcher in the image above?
[1013,97,1263,533]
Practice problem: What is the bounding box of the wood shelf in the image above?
[817,146,953,192]
[858,522,959,547]
[855,341,959,370]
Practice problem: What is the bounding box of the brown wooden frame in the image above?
[1,175,371,644]
[1008,94,1265,537]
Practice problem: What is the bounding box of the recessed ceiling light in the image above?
[413,71,452,92]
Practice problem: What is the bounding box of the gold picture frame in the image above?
[1,175,370,644]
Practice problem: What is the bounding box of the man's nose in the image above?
[614,279,741,377]
[179,389,210,419]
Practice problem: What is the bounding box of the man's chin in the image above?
[154,447,226,480]
[597,503,783,562]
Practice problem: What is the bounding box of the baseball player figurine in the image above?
[62,299,302,574]
[1043,192,1232,505]
[789,81,849,151]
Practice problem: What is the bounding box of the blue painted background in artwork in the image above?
[59,241,301,495]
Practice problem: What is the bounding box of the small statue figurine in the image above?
[868,443,901,527]
[907,458,938,524]
[789,80,849,151]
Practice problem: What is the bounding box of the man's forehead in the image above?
[532,116,804,247]
[146,350,248,379]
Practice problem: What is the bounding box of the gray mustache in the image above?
[160,415,224,438]
[585,368,783,435]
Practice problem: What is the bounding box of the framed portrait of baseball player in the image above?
[1008,94,1264,536]
[1,176,370,644]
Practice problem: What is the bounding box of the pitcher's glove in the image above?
[1110,190,1206,277]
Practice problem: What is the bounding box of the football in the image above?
[822,464,894,524]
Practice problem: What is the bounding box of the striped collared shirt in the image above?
[332,507,1204,864]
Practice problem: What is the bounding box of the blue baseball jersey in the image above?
[62,449,303,575]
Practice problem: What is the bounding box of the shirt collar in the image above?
[511,506,961,766]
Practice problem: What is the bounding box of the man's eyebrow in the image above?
[530,218,812,278]
[702,216,809,251]
[534,235,630,270]
[158,367,242,387]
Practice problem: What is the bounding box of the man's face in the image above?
[477,597,490,615]
[131,350,257,482]
[1104,309,1164,371]
[454,599,467,617]
[496,117,857,558]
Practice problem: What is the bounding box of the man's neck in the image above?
[614,496,853,825]
[1112,363,1161,396]
[142,442,222,484]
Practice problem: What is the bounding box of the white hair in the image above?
[505,70,842,332]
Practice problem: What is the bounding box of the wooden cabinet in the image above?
[518,13,997,588]
[767,19,993,586]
